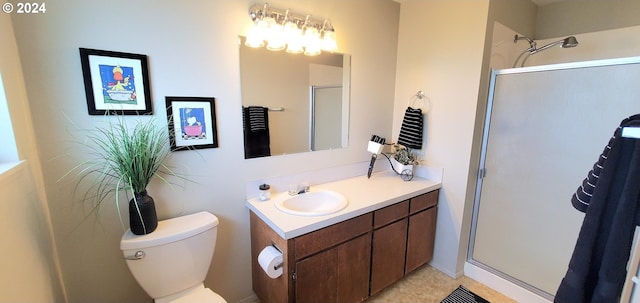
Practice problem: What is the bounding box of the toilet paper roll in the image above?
[258,246,283,279]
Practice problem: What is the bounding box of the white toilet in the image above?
[120,211,226,303]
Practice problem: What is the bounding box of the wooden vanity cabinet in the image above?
[250,189,439,303]
[295,233,371,303]
[293,213,372,303]
[406,190,438,273]
[370,201,409,295]
[370,190,439,294]
[249,211,294,303]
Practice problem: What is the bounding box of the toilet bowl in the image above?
[120,211,226,303]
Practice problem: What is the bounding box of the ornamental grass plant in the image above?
[59,116,183,230]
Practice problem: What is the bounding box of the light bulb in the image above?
[287,40,304,53]
[321,30,337,52]
[303,27,321,56]
[284,21,303,53]
[304,44,321,56]
[267,22,285,51]
[245,24,265,48]
[283,20,300,36]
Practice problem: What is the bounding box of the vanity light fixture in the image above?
[245,3,338,56]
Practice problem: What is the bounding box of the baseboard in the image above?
[235,293,259,303]
[429,260,463,279]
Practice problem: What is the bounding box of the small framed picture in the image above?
[79,48,152,115]
[165,96,219,150]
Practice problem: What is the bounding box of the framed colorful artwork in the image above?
[165,96,218,151]
[79,48,152,115]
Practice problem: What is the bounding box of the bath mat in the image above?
[441,285,490,303]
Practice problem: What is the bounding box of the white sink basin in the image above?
[275,190,348,216]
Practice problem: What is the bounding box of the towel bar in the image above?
[408,90,431,113]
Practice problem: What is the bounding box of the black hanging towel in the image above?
[397,106,423,149]
[242,106,271,158]
[247,106,267,132]
[555,114,640,303]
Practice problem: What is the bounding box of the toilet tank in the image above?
[120,212,219,299]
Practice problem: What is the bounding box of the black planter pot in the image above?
[129,190,158,235]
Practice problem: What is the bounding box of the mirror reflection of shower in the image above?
[512,35,579,67]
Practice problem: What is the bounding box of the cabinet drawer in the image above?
[294,213,373,260]
[374,200,409,228]
[409,190,439,214]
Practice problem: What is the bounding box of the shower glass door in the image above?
[310,85,343,151]
[469,57,640,299]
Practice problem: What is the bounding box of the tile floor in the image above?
[249,265,516,303]
[366,265,517,303]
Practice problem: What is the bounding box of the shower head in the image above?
[512,35,579,67]
[532,36,579,54]
[561,36,579,48]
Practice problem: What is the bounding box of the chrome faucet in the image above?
[288,183,310,195]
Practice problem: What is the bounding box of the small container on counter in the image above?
[259,184,271,201]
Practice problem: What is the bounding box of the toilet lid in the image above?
[169,288,226,303]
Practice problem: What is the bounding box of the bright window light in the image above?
[0,72,19,163]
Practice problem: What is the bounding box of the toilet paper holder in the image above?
[273,262,283,270]
[270,243,284,270]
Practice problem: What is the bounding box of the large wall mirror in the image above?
[239,37,351,159]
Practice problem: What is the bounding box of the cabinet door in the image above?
[295,234,371,303]
[295,247,336,303]
[405,206,437,273]
[337,234,371,303]
[370,219,408,295]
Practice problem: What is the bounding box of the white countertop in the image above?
[246,170,442,239]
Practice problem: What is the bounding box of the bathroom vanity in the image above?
[246,171,441,303]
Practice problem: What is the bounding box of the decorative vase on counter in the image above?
[391,157,414,175]
[129,190,158,235]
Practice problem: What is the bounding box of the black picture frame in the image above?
[79,48,152,115]
[165,96,219,151]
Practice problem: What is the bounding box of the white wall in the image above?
[0,13,65,303]
[535,0,640,39]
[394,0,490,277]
[10,0,400,302]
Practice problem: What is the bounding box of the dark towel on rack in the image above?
[397,107,423,149]
[555,114,640,303]
[247,106,267,132]
[242,106,270,158]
